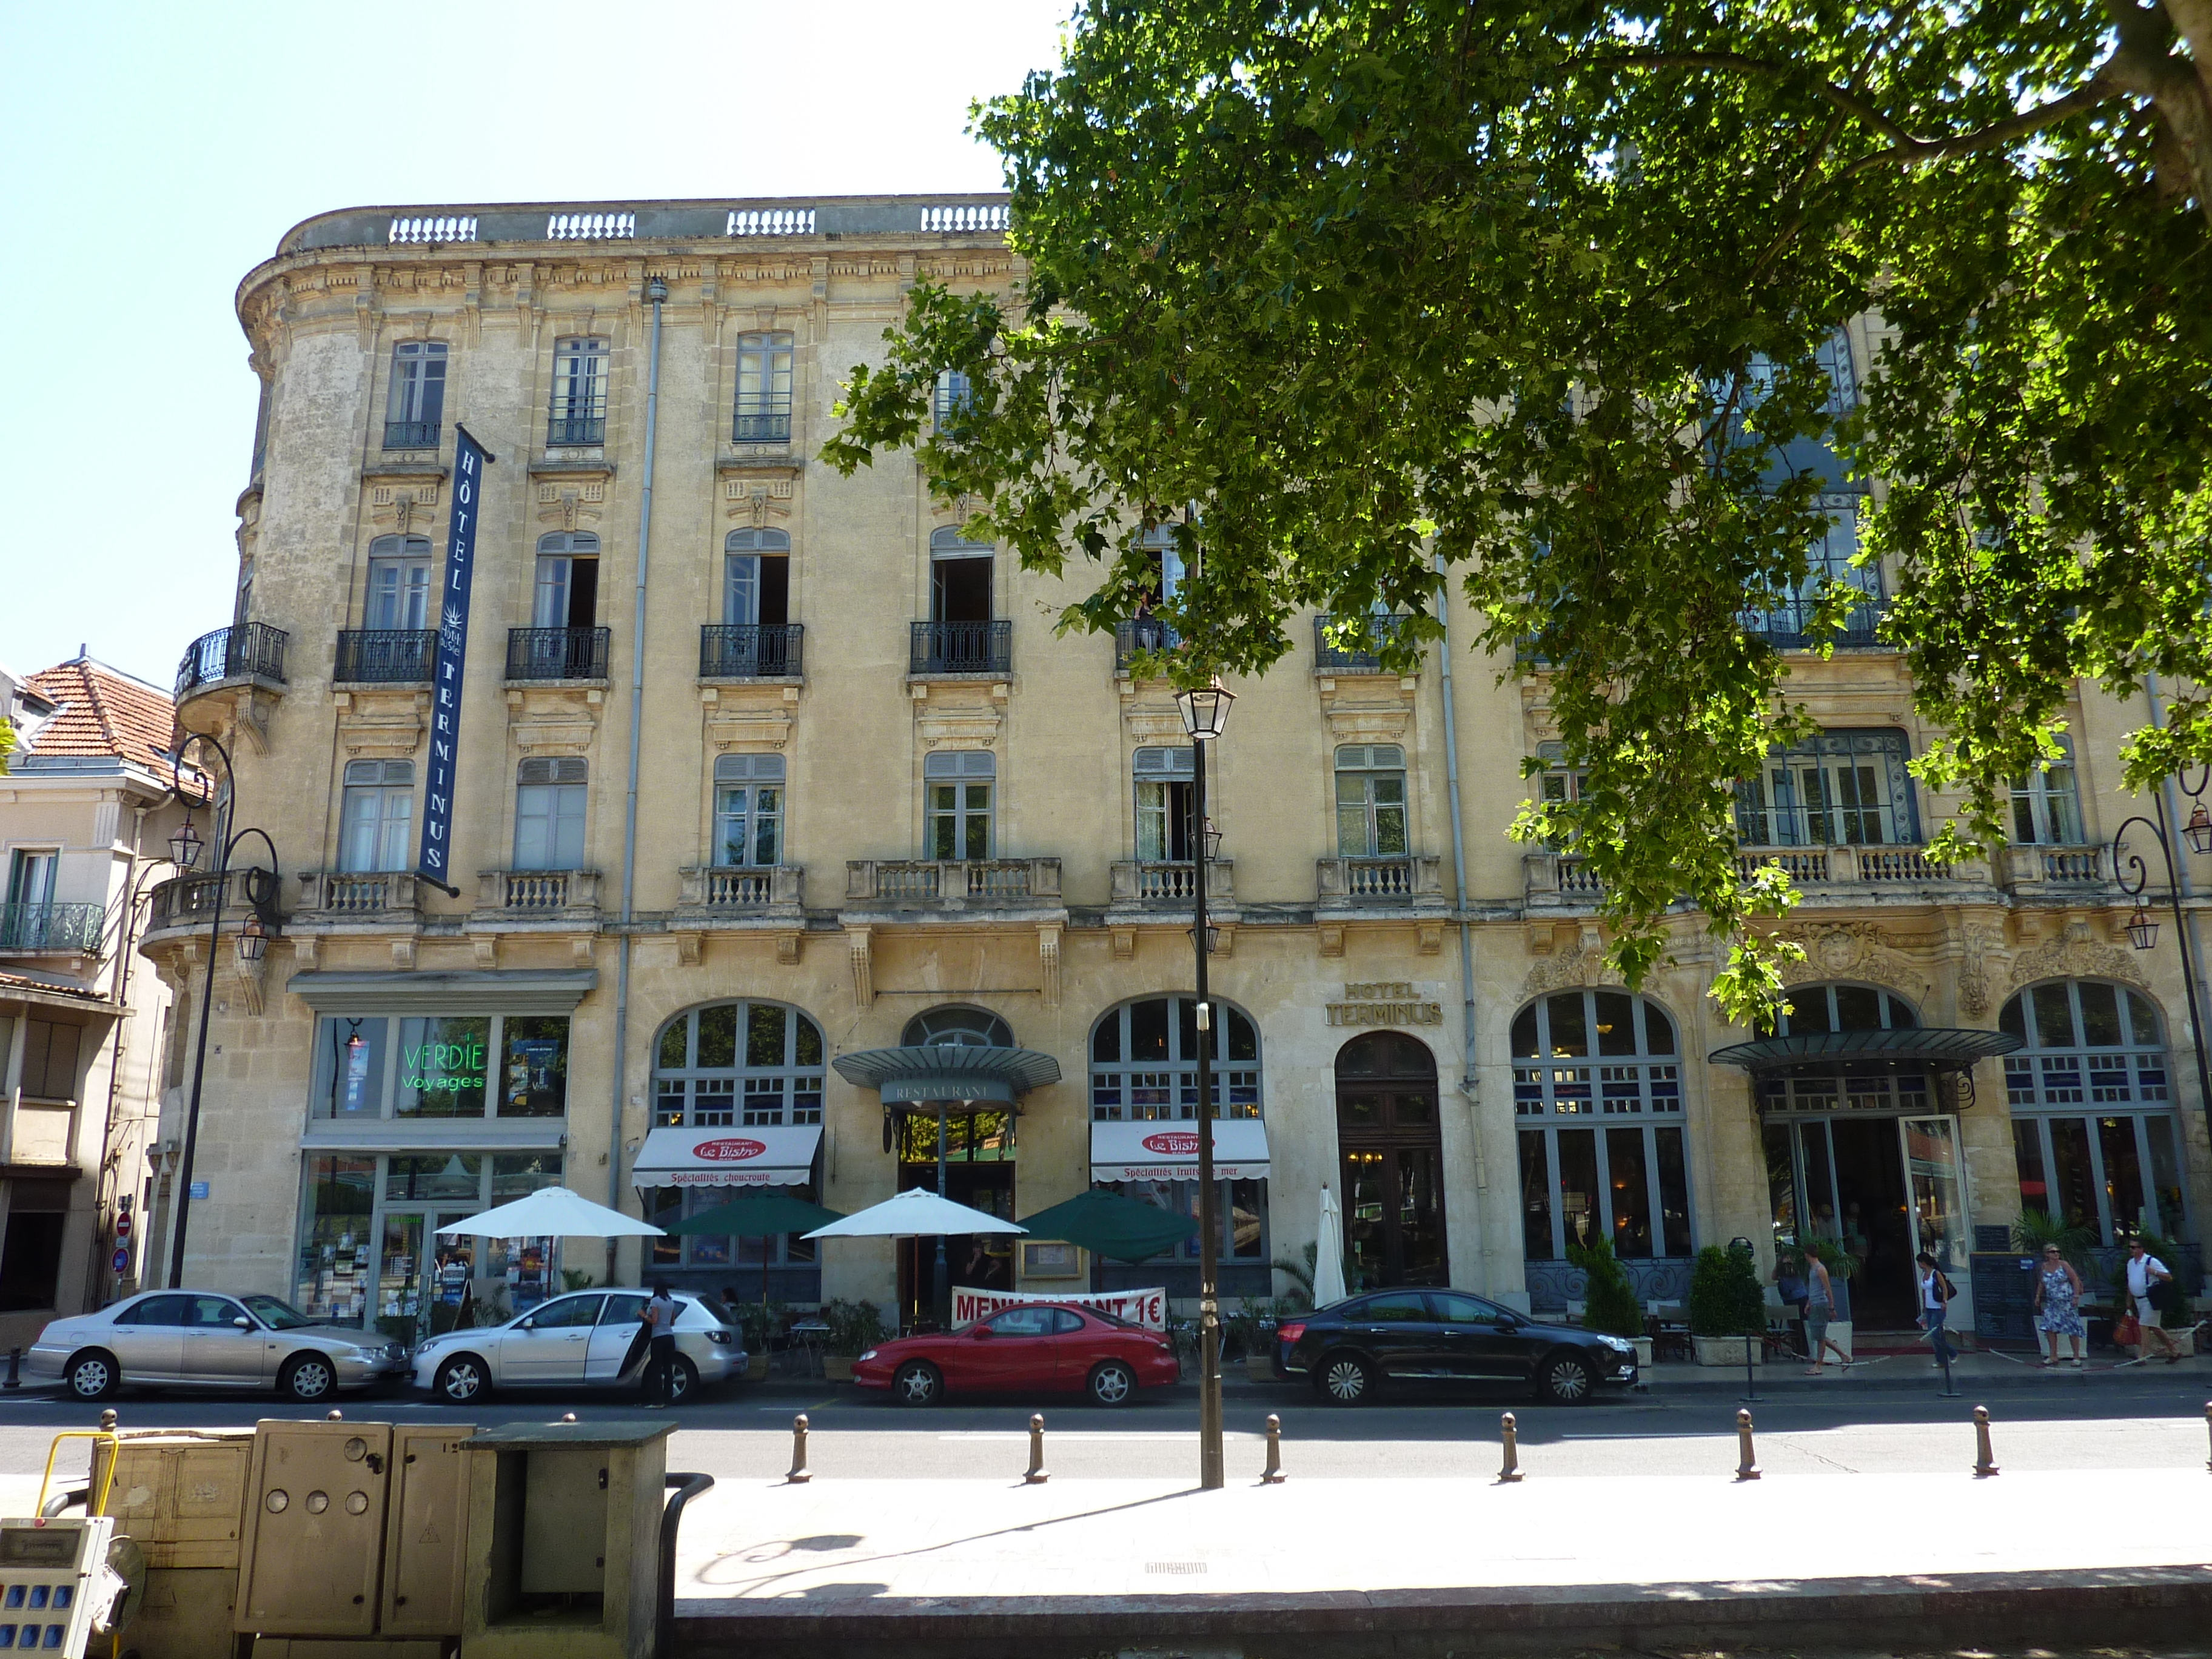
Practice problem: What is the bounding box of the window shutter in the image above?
[714,753,786,783]
[518,757,588,786]
[928,526,993,561]
[924,750,996,779]
[1131,747,1194,780]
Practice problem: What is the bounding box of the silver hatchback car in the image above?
[29,1290,410,1403]
[410,1290,743,1404]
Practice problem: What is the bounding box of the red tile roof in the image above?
[20,657,179,777]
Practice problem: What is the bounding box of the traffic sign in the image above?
[110,1247,129,1272]
[114,1213,132,1239]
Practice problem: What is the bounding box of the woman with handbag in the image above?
[2031,1244,2086,1367]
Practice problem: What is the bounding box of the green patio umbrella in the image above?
[1017,1188,1198,1265]
[665,1190,847,1312]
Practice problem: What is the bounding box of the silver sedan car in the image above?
[29,1290,410,1403]
[410,1290,743,1404]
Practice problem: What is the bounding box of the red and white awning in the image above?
[632,1125,823,1188]
[1089,1119,1271,1184]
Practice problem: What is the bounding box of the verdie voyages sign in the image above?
[417,425,495,892]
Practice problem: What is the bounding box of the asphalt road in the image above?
[1,1370,2207,1484]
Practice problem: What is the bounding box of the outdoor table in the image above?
[787,1319,828,1378]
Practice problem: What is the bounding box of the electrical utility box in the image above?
[381,1425,473,1638]
[0,1515,117,1658]
[460,1420,673,1659]
[236,1421,394,1638]
[98,1430,253,1659]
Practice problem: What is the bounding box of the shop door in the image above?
[895,1122,1016,1330]
[1335,1033,1447,1288]
[424,1217,478,1337]
[1785,1117,1963,1329]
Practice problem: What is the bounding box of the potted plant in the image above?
[736,1300,786,1382]
[1567,1236,1649,1366]
[1688,1242,1766,1366]
[820,1298,888,1381]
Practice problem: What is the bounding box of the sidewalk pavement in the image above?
[669,1466,2212,1656]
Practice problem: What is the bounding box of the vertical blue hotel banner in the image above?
[417,425,494,891]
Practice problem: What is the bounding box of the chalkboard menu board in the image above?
[1971,1251,2038,1346]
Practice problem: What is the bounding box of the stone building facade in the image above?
[135,193,2212,1347]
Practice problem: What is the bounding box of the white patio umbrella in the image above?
[1313,1184,1349,1308]
[435,1186,665,1239]
[803,1188,1026,1239]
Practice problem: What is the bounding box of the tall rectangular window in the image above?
[514,757,588,870]
[713,754,785,867]
[365,535,433,630]
[925,751,995,859]
[734,332,794,441]
[934,369,972,427]
[549,338,609,445]
[339,760,416,873]
[1133,746,1195,861]
[384,341,447,449]
[5,849,58,910]
[1334,745,1408,857]
[2010,737,2085,845]
[1734,729,1916,846]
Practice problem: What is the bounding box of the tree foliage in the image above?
[824,0,2212,1022]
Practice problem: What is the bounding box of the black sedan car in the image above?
[1275,1288,1638,1404]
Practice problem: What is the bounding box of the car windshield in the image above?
[241,1295,314,1331]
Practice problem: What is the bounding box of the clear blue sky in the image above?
[0,0,1068,687]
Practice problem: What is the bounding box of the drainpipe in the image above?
[608,275,668,1279]
[1433,552,1489,1290]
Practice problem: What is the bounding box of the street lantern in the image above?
[1175,679,1235,742]
[235,915,267,964]
[2186,802,2212,857]
[1202,817,1223,862]
[2126,906,2159,951]
[169,816,203,871]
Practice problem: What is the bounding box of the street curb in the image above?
[672,1563,2212,1658]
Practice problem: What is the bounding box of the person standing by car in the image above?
[1916,1252,1957,1367]
[2125,1237,2184,1363]
[644,1282,680,1405]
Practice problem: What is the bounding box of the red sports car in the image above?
[852,1302,1181,1406]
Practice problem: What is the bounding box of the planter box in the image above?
[1693,1335,1763,1367]
[1633,1336,1654,1369]
[822,1355,856,1381]
[745,1353,770,1382]
[1244,1352,1278,1382]
[2129,1325,2197,1359]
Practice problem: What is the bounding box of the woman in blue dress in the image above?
[2033,1243,2086,1367]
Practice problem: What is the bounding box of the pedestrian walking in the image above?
[2031,1244,2086,1367]
[2124,1237,2185,1364]
[644,1281,682,1406]
[1800,1248,1851,1375]
[1915,1251,1958,1367]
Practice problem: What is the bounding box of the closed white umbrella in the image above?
[1313,1184,1349,1308]
[435,1187,664,1239]
[803,1188,1025,1239]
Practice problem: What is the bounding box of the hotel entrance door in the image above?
[1766,1114,1968,1329]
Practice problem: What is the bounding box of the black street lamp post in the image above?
[163,729,280,1289]
[1175,677,1234,1492]
[2112,766,2212,1143]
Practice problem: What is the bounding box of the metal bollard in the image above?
[1261,1414,1285,1484]
[787,1414,812,1484]
[1024,1413,1049,1485]
[1734,1408,1760,1481]
[562,1413,578,1424]
[1498,1411,1524,1483]
[2204,1401,2211,1472]
[4,1346,19,1390]
[97,1410,116,1434]
[1972,1405,1999,1477]
[326,1409,343,1421]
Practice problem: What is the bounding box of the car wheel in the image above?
[666,1355,699,1406]
[1538,1351,1595,1406]
[67,1350,119,1401]
[892,1361,942,1407]
[434,1355,490,1404]
[1315,1351,1373,1406]
[1086,1360,1137,1407]
[279,1354,337,1403]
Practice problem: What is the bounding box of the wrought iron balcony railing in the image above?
[910,620,1011,677]
[382,420,440,450]
[1313,612,1414,673]
[546,414,605,446]
[0,902,105,954]
[1742,593,1889,650]
[506,626,611,682]
[699,623,804,679]
[732,399,792,442]
[176,623,289,699]
[335,629,438,683]
[1113,618,1183,672]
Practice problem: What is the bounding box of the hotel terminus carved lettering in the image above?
[1324,982,1445,1027]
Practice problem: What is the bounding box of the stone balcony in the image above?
[845,859,1062,912]
[1108,859,1236,907]
[173,622,289,749]
[472,869,602,926]
[1316,855,1447,911]
[1999,843,2112,895]
[293,871,426,925]
[672,865,806,924]
[1524,844,2008,913]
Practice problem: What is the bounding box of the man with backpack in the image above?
[2125,1237,2185,1364]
